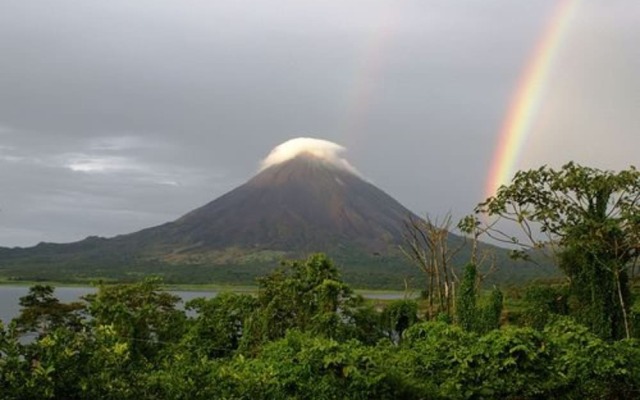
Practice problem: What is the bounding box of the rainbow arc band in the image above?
[485,0,579,199]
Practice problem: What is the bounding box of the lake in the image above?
[0,286,219,324]
[0,285,408,324]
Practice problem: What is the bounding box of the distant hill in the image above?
[0,146,560,288]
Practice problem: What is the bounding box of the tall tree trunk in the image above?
[614,269,631,339]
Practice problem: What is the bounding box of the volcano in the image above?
[135,152,416,253]
[0,138,553,287]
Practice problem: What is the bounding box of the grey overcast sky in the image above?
[0,0,638,247]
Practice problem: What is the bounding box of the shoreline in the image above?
[0,280,408,297]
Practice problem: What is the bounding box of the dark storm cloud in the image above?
[0,0,638,246]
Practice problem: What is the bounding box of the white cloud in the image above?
[66,155,134,173]
[0,155,25,163]
[0,145,26,163]
[88,135,151,151]
[259,137,361,176]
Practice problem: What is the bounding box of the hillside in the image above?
[0,150,559,289]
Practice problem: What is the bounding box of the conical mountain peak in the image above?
[164,143,414,252]
[249,151,360,188]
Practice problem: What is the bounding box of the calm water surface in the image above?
[0,286,406,324]
[0,286,218,324]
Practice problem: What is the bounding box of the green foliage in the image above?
[561,246,631,340]
[379,299,419,343]
[349,302,385,345]
[85,278,186,362]
[0,236,554,290]
[14,284,85,336]
[476,162,640,339]
[3,253,640,398]
[456,263,477,331]
[456,263,504,334]
[542,317,640,398]
[398,319,640,399]
[631,300,640,338]
[182,292,258,359]
[479,287,504,333]
[228,331,421,399]
[241,253,364,353]
[521,284,569,330]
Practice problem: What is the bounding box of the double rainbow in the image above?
[484,0,580,199]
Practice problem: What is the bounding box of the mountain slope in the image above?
[126,153,416,253]
[0,153,559,288]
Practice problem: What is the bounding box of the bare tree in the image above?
[401,213,465,318]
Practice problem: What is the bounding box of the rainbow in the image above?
[484,0,580,198]
[342,24,394,140]
[341,5,400,147]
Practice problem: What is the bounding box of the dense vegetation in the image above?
[0,240,549,290]
[2,163,639,398]
[471,163,640,340]
[1,253,640,399]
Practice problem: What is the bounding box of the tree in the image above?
[380,299,419,344]
[456,263,504,334]
[521,284,569,330]
[14,285,85,336]
[402,213,465,319]
[85,278,186,362]
[456,264,478,332]
[241,254,362,352]
[473,162,640,339]
[183,292,257,358]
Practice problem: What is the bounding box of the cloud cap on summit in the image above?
[259,138,361,177]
